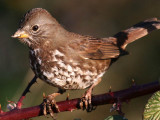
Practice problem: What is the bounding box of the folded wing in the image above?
[78,37,120,60]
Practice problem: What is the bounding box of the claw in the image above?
[79,100,83,109]
[79,88,95,112]
[54,104,60,112]
[48,105,54,117]
[43,103,47,116]
[85,99,88,110]
[87,103,93,112]
[42,92,61,117]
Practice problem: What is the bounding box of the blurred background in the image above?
[0,0,160,120]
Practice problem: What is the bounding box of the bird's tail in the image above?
[113,18,160,50]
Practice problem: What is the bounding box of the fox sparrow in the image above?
[12,8,139,115]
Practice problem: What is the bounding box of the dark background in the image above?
[0,0,160,120]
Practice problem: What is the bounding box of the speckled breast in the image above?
[29,48,110,90]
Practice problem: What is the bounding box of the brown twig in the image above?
[0,81,160,120]
[16,76,37,109]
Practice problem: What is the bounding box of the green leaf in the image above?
[104,115,128,120]
[143,91,160,120]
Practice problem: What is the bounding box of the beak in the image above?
[12,30,29,39]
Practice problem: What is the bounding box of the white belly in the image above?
[29,48,106,90]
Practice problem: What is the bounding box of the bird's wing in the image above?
[77,37,120,60]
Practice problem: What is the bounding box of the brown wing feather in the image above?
[78,37,120,60]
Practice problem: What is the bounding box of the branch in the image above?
[16,76,37,109]
[0,81,160,120]
[1,18,160,120]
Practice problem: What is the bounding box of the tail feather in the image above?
[113,18,160,50]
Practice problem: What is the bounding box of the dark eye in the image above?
[32,25,39,31]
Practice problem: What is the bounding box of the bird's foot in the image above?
[79,88,95,112]
[42,93,60,118]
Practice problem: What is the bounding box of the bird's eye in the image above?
[32,25,39,31]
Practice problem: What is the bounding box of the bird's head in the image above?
[12,8,62,48]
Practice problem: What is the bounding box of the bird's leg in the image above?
[42,89,66,118]
[80,78,101,112]
[15,76,37,109]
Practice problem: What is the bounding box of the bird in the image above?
[12,8,147,116]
